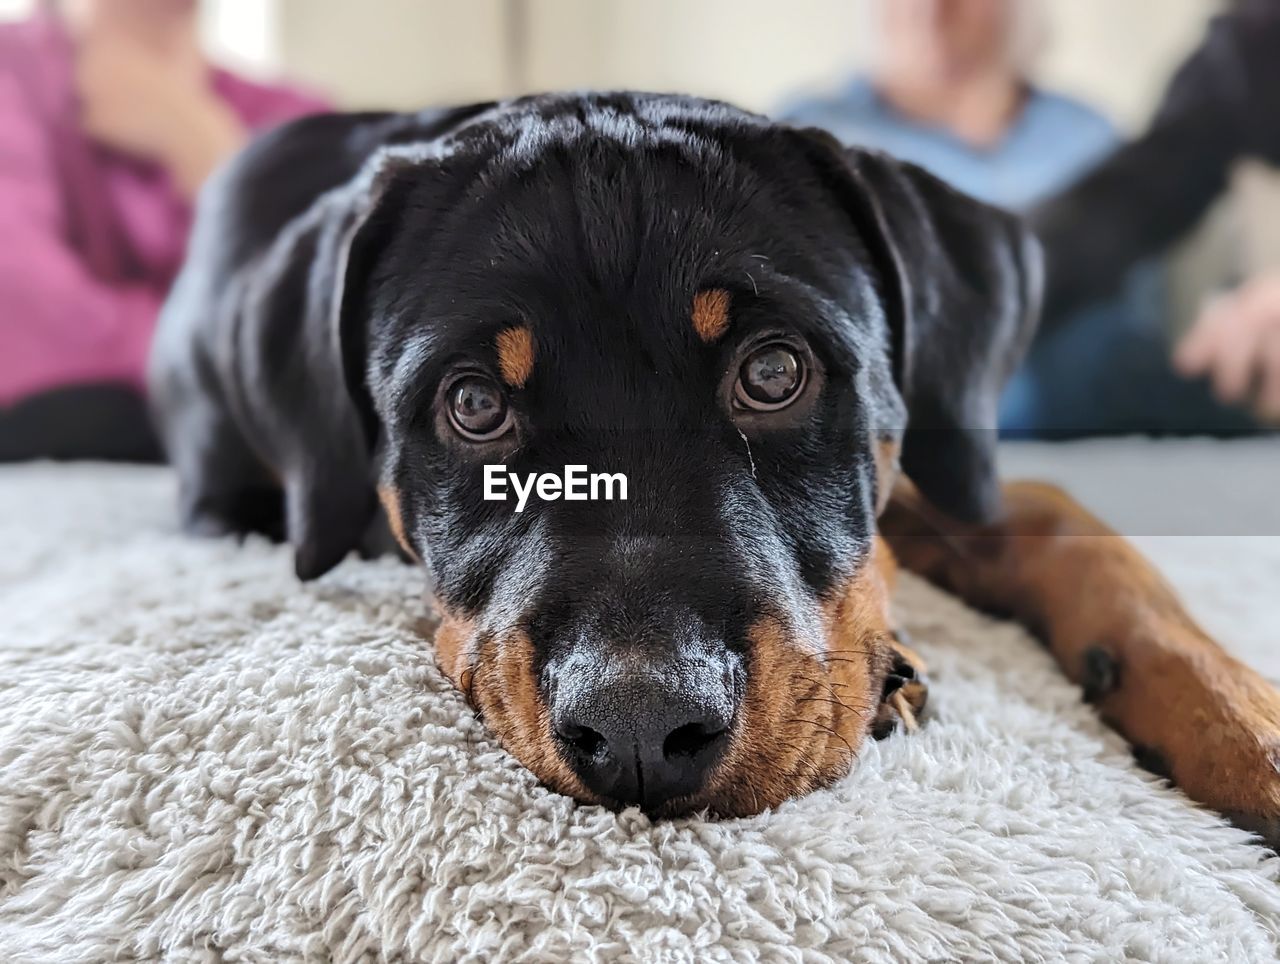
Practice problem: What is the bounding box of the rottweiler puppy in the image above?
[150,93,1280,843]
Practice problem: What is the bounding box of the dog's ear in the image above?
[795,130,1042,522]
[241,154,416,579]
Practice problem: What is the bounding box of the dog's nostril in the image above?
[558,722,607,758]
[663,721,726,761]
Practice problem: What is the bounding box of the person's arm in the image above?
[1031,1,1280,321]
[0,73,162,405]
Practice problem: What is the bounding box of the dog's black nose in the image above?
[550,652,740,810]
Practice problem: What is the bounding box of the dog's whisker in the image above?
[774,742,825,788]
[796,674,856,692]
[795,695,875,725]
[796,695,850,708]
[786,717,854,756]
[820,647,882,656]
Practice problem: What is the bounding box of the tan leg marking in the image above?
[882,478,1280,846]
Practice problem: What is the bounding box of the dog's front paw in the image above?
[872,632,929,740]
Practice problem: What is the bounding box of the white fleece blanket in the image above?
[1,446,1278,962]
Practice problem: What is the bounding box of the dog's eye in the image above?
[448,376,512,441]
[734,343,806,411]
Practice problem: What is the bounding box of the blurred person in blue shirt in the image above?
[784,0,1250,436]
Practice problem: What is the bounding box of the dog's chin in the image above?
[497,760,840,821]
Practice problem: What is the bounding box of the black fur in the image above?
[150,92,1039,804]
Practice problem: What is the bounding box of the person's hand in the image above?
[75,31,246,198]
[1175,274,1280,423]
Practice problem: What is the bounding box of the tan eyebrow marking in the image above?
[496,326,535,388]
[692,289,731,343]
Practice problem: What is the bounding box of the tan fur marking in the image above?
[883,478,1280,841]
[703,540,897,817]
[692,289,731,343]
[815,539,897,773]
[432,607,590,802]
[377,485,420,561]
[432,611,473,691]
[496,326,535,387]
[471,629,592,802]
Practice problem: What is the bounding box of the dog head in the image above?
[257,94,1039,815]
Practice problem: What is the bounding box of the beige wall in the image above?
[275,0,511,107]
[259,0,1219,131]
[520,0,872,115]
[1035,0,1211,128]
[0,0,1216,129]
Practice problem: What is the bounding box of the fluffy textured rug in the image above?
[1,451,1278,962]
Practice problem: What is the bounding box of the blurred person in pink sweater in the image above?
[0,0,327,460]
